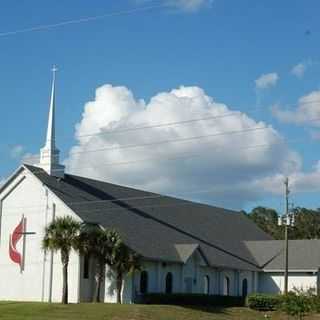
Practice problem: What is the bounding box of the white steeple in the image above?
[38,66,65,178]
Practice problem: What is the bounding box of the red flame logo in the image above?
[9,217,25,268]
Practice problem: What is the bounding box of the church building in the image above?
[0,71,320,303]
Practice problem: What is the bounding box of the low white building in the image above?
[0,71,319,303]
[246,240,320,295]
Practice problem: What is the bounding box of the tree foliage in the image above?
[77,225,122,303]
[108,242,141,304]
[42,215,81,304]
[77,223,141,304]
[246,206,320,240]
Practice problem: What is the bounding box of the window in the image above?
[242,278,248,297]
[224,276,230,296]
[165,272,173,294]
[140,271,148,294]
[204,275,210,295]
[83,254,89,279]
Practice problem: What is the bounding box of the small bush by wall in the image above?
[137,293,245,306]
[247,293,282,311]
[281,292,313,319]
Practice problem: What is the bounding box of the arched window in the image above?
[165,272,173,294]
[83,254,89,279]
[204,275,210,295]
[242,278,248,297]
[224,276,230,296]
[140,271,148,294]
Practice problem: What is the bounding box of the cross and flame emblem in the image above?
[9,216,26,270]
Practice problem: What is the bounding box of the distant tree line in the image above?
[244,206,320,240]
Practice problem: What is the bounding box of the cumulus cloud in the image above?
[291,60,312,78]
[255,73,279,89]
[65,84,303,209]
[10,145,24,159]
[272,90,320,126]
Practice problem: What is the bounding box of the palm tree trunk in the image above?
[61,251,69,304]
[116,272,123,304]
[93,260,105,303]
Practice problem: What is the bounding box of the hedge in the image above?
[137,293,245,306]
[247,293,283,311]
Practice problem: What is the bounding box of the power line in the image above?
[23,125,270,161]
[76,111,247,139]
[59,137,304,173]
[20,133,310,177]
[20,100,320,163]
[0,2,168,38]
[74,98,320,139]
[3,135,307,211]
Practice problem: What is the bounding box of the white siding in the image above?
[0,169,82,303]
[258,272,318,294]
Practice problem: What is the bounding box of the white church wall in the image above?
[0,169,83,303]
[158,262,181,293]
[220,270,235,296]
[199,266,217,295]
[258,272,318,294]
[138,261,159,294]
[0,170,48,301]
[103,265,134,304]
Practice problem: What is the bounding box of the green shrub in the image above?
[138,293,245,307]
[281,292,315,319]
[247,293,282,311]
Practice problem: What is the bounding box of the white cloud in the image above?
[21,153,40,165]
[272,90,320,126]
[246,167,320,197]
[10,145,24,159]
[291,63,306,78]
[291,60,312,78]
[166,0,213,11]
[255,73,279,89]
[137,0,213,12]
[65,84,302,209]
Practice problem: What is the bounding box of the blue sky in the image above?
[1,0,320,212]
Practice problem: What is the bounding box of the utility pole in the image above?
[278,177,294,295]
[284,177,290,295]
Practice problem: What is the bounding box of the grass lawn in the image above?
[0,303,320,320]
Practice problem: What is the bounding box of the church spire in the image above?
[37,66,65,178]
[44,66,57,150]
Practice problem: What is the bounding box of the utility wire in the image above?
[3,135,308,211]
[0,2,168,38]
[23,125,270,161]
[74,98,320,139]
[21,100,320,162]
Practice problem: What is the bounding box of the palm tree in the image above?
[42,215,81,304]
[108,242,141,304]
[77,225,122,303]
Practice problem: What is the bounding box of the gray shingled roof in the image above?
[24,165,273,271]
[245,240,320,271]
